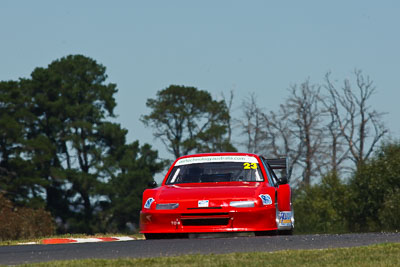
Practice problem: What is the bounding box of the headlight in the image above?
[229,201,255,208]
[156,203,179,210]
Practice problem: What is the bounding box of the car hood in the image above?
[155,182,264,205]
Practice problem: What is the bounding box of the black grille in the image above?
[181,218,230,226]
[187,207,222,210]
[181,213,229,217]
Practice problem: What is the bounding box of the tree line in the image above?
[141,71,398,233]
[0,55,165,235]
[142,71,388,187]
[294,142,400,233]
[1,54,398,237]
[237,71,387,186]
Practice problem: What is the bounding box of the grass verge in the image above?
[18,242,400,267]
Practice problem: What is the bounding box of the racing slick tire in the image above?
[144,233,188,239]
[254,230,278,236]
[144,233,162,239]
[278,229,293,235]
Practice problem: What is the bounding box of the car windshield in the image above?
[165,161,264,184]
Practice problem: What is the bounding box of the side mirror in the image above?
[148,181,158,188]
[278,176,288,185]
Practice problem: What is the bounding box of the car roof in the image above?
[176,152,261,160]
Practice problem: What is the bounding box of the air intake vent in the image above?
[181,218,230,226]
[181,213,229,217]
[187,207,222,210]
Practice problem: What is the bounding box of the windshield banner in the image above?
[175,156,258,166]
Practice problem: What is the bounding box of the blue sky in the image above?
[1,1,399,165]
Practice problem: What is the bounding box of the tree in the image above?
[0,55,166,234]
[237,95,301,182]
[285,81,325,186]
[325,70,387,169]
[239,81,324,185]
[22,54,165,233]
[261,104,303,182]
[0,80,43,207]
[293,172,348,234]
[142,85,236,158]
[320,91,349,175]
[24,55,121,232]
[103,141,165,232]
[348,142,400,232]
[237,94,265,154]
[221,90,234,145]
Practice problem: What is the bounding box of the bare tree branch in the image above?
[236,94,265,154]
[324,70,387,169]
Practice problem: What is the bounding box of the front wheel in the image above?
[254,230,277,236]
[278,229,293,235]
[144,233,188,239]
[144,233,162,239]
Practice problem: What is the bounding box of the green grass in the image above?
[17,243,400,267]
[0,233,144,246]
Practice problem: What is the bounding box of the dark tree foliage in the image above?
[0,55,164,234]
[293,141,400,234]
[104,141,166,232]
[142,85,236,158]
[24,55,120,233]
[348,142,400,232]
[293,172,348,234]
[0,80,44,207]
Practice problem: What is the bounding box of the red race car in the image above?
[140,152,294,239]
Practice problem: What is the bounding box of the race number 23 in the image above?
[243,163,257,169]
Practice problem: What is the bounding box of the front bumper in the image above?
[140,206,277,234]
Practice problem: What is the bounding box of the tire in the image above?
[145,233,188,239]
[144,233,161,239]
[254,230,277,236]
[278,229,293,235]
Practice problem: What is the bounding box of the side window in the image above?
[261,159,276,187]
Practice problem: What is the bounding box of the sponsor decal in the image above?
[144,198,154,209]
[175,156,258,166]
[259,194,273,205]
[198,200,209,207]
[278,211,292,226]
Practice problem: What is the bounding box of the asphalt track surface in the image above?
[1,232,400,265]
